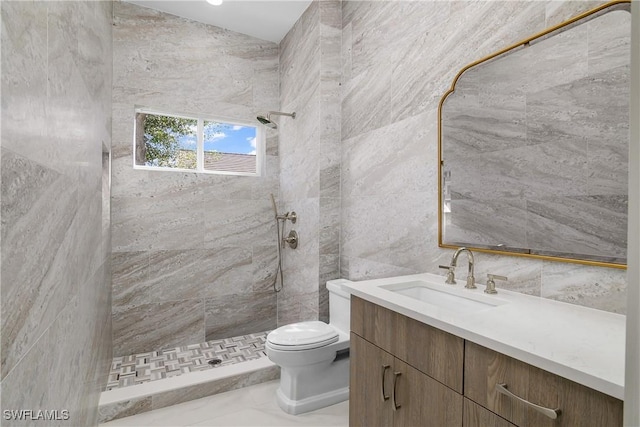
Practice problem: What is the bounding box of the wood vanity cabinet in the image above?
[350,297,624,427]
[464,341,623,427]
[350,333,463,427]
[350,297,464,427]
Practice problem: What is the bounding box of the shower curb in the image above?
[97,358,279,424]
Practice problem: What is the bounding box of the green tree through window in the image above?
[135,112,197,167]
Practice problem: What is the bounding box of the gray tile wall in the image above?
[111,2,281,356]
[340,0,627,314]
[0,1,113,425]
[278,0,342,324]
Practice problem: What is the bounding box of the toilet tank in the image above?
[326,279,352,333]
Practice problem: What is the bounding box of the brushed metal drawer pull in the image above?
[381,365,390,401]
[496,383,561,420]
[392,372,402,411]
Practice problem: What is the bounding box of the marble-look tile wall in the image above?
[111,2,280,356]
[442,9,630,263]
[278,0,341,324]
[340,0,627,314]
[1,1,113,425]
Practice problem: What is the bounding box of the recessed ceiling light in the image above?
[206,0,223,5]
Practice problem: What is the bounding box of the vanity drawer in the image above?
[464,341,623,427]
[464,398,516,427]
[351,296,464,392]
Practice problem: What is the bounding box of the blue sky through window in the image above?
[178,122,257,155]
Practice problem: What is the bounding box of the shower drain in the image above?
[207,358,222,366]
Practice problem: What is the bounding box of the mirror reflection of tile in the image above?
[441,8,630,264]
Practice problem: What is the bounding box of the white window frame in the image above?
[133,107,264,177]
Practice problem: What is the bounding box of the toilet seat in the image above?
[267,321,339,351]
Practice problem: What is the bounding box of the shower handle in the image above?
[270,193,296,223]
[283,230,298,249]
[277,211,297,223]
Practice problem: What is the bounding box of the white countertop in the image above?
[340,273,626,400]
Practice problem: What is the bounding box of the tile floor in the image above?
[107,332,269,390]
[99,380,349,427]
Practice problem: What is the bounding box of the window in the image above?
[134,109,262,175]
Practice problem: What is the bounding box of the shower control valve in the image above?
[283,230,298,249]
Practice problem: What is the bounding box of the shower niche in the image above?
[438,1,631,268]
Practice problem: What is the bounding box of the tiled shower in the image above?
[110,2,282,356]
[97,2,343,420]
[109,0,341,360]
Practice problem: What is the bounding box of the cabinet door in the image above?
[350,333,394,427]
[464,341,623,427]
[393,359,463,427]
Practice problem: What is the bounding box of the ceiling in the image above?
[123,0,313,43]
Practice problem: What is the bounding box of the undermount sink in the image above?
[380,280,507,315]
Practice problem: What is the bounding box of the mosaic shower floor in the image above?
[106,331,270,390]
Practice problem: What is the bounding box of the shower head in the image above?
[257,115,278,129]
[256,111,296,129]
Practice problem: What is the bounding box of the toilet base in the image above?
[272,351,350,415]
[276,385,349,415]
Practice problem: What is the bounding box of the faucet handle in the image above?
[485,274,507,294]
[438,265,456,285]
[466,274,477,290]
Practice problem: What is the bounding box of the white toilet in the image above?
[266,279,351,415]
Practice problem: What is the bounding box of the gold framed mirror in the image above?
[438,0,631,269]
